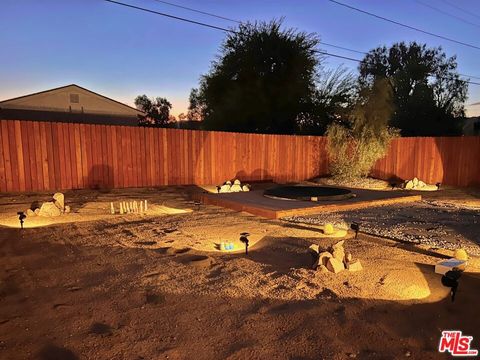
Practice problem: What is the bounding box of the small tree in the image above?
[134,95,172,126]
[327,79,399,179]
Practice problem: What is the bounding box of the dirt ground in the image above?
[1,186,480,359]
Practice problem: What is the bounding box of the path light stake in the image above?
[350,222,360,239]
[140,201,144,214]
[119,203,124,214]
[441,269,462,302]
[110,202,115,214]
[240,232,250,255]
[145,200,148,212]
[17,211,26,229]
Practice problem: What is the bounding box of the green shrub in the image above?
[326,79,399,180]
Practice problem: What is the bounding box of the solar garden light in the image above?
[17,211,26,229]
[240,232,250,255]
[441,269,462,302]
[350,222,360,239]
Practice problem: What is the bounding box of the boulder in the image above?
[316,251,333,268]
[38,202,61,217]
[233,179,241,185]
[242,184,250,192]
[417,180,426,188]
[326,257,345,273]
[347,260,363,272]
[412,177,419,187]
[26,209,35,217]
[324,223,334,235]
[219,184,231,193]
[53,192,65,210]
[332,248,345,262]
[34,208,40,215]
[454,249,468,261]
[405,180,414,190]
[230,184,242,192]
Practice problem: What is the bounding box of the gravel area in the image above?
[284,200,480,256]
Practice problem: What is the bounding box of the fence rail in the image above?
[0,120,478,192]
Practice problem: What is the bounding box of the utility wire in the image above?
[103,0,480,85]
[440,0,480,20]
[149,0,241,23]
[414,0,480,28]
[327,0,480,51]
[103,0,234,32]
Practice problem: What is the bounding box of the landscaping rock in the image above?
[345,252,352,263]
[34,208,40,215]
[64,205,71,214]
[219,184,231,193]
[412,177,419,187]
[26,209,35,217]
[308,244,319,254]
[242,184,250,192]
[233,179,241,185]
[324,223,334,235]
[417,180,426,188]
[230,184,242,192]
[53,192,65,210]
[326,257,345,273]
[317,251,333,268]
[454,249,468,261]
[405,180,414,190]
[347,260,363,272]
[318,265,329,273]
[332,248,345,262]
[38,202,61,217]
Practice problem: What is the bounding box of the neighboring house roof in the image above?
[0,84,144,125]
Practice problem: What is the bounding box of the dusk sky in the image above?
[1,0,479,117]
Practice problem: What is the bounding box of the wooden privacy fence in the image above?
[0,120,327,192]
[0,119,478,192]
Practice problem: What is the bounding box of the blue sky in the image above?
[1,0,479,116]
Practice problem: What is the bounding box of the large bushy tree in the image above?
[192,20,321,134]
[134,95,172,126]
[359,42,468,136]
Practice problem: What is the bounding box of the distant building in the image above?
[0,84,144,126]
[463,117,480,136]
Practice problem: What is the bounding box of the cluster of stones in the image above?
[309,240,362,274]
[113,200,148,215]
[403,177,438,191]
[25,192,70,217]
[217,179,251,193]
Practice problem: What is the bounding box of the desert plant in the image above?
[326,79,399,179]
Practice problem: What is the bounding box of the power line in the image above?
[103,0,480,85]
[149,0,241,23]
[440,0,480,20]
[327,0,480,51]
[414,0,480,28]
[103,0,234,33]
[319,42,367,55]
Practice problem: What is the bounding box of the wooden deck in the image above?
[193,188,422,219]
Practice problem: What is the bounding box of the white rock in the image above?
[345,252,352,263]
[348,260,363,272]
[332,248,345,262]
[318,251,333,267]
[308,244,319,254]
[64,205,71,214]
[326,257,345,273]
[53,192,65,210]
[242,184,250,192]
[39,202,61,217]
[405,180,414,190]
[412,177,419,187]
[417,180,426,188]
[26,209,35,217]
[230,184,242,192]
[233,179,241,185]
[219,184,231,193]
[225,181,232,186]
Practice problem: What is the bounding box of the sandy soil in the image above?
[1,186,480,359]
